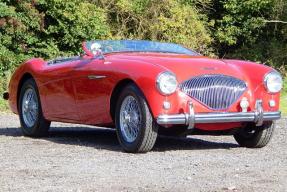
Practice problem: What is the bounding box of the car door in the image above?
[71,58,113,125]
[41,58,82,122]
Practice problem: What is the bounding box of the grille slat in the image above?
[180,74,247,110]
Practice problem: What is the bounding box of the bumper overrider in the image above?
[156,100,281,129]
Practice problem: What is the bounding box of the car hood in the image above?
[107,53,248,82]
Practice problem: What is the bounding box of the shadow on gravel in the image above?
[0,126,238,152]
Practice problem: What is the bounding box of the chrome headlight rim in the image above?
[264,71,283,94]
[156,71,178,95]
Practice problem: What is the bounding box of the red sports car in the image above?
[4,40,282,152]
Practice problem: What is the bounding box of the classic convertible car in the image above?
[4,40,282,152]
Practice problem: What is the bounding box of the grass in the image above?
[280,95,287,115]
[0,76,10,113]
[0,97,9,112]
[280,78,287,115]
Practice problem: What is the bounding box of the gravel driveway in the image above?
[0,113,286,192]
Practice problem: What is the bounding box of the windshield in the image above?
[85,40,200,56]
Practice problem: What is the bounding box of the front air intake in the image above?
[179,74,247,110]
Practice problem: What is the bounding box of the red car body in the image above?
[8,51,280,131]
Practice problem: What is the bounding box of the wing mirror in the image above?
[82,41,104,59]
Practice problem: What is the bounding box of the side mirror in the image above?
[82,41,103,58]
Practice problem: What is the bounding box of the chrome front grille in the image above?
[180,74,247,110]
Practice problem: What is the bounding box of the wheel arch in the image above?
[110,79,135,121]
[110,78,154,122]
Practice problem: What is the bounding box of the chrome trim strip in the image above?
[88,75,107,80]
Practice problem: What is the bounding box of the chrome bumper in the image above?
[156,100,281,129]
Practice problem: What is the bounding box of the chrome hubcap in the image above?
[21,88,38,127]
[119,96,141,143]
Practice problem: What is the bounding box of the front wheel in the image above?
[19,78,51,137]
[233,122,275,148]
[115,84,158,153]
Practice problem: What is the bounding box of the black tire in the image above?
[233,122,274,148]
[115,84,158,153]
[19,78,51,137]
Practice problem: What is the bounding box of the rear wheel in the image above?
[19,78,50,137]
[233,122,274,148]
[115,84,158,153]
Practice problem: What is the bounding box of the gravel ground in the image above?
[0,113,286,192]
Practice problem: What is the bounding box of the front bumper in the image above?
[157,100,281,129]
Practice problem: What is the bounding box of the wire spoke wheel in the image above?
[19,78,51,137]
[115,84,158,152]
[21,88,39,128]
[119,96,141,143]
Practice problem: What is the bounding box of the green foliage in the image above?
[0,2,30,76]
[0,73,10,112]
[280,78,287,115]
[37,0,110,53]
[0,0,212,77]
[214,0,272,45]
[280,98,287,115]
[209,0,287,73]
[97,0,213,54]
[147,0,212,54]
[0,0,110,77]
[0,98,9,112]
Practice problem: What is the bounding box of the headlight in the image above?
[156,71,178,95]
[264,71,283,93]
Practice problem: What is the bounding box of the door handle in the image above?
[87,75,107,80]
